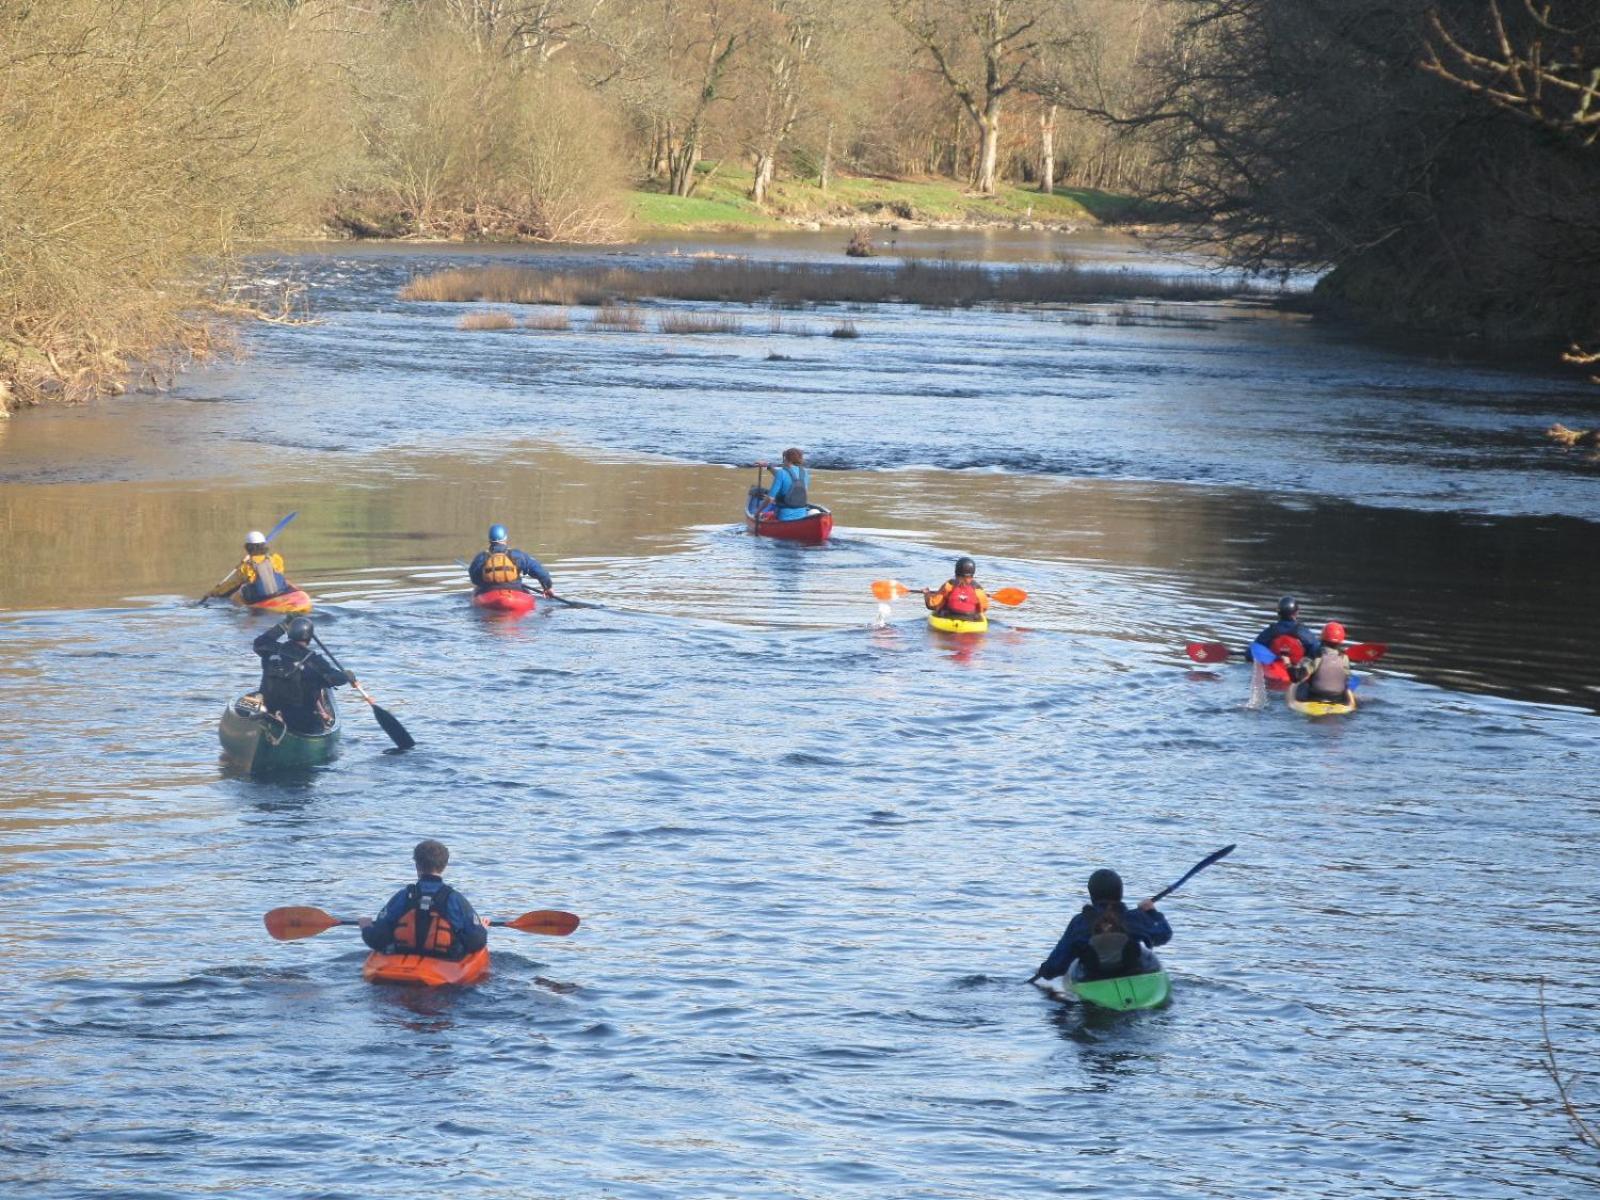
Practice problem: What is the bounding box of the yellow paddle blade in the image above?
[991,587,1027,606]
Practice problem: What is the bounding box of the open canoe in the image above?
[472,587,536,615]
[238,587,313,615]
[362,946,490,987]
[928,612,988,634]
[1286,681,1357,717]
[1068,953,1171,1012]
[218,692,340,773]
[744,493,833,544]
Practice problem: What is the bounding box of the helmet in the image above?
[1088,869,1123,904]
[488,523,508,545]
[1322,621,1347,645]
[954,556,977,577]
[245,530,267,548]
[1277,595,1299,619]
[286,616,314,643]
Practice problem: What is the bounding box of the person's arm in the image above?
[360,887,410,951]
[1130,903,1173,947]
[252,621,288,657]
[207,563,248,599]
[308,653,353,689]
[767,468,792,504]
[924,582,951,611]
[467,551,487,586]
[448,892,489,955]
[513,550,553,593]
[975,586,990,613]
[1032,914,1089,981]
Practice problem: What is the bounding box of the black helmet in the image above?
[1088,869,1123,903]
[1277,595,1299,619]
[955,556,977,577]
[286,616,314,644]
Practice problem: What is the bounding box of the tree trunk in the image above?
[820,121,833,192]
[752,151,775,204]
[1039,104,1056,195]
[975,98,1001,194]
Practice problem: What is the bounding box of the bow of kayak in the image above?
[362,947,490,986]
[472,587,536,615]
[928,612,988,634]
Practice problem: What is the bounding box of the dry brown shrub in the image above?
[458,311,518,331]
[658,312,743,334]
[593,304,645,331]
[525,309,572,331]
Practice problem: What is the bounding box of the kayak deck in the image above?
[362,947,490,987]
[928,612,988,634]
[1068,954,1171,1011]
[1286,682,1357,717]
[472,587,536,614]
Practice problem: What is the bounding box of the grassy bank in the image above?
[628,168,1144,235]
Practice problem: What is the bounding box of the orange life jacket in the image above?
[391,883,459,958]
[943,579,982,616]
[481,550,519,586]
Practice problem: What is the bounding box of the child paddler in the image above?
[1291,621,1354,704]
[1030,869,1172,984]
[360,840,488,960]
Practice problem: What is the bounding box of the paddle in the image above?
[453,559,600,609]
[309,632,415,750]
[1185,641,1233,663]
[1346,642,1387,663]
[195,511,298,606]
[869,579,1027,605]
[1027,844,1236,984]
[264,905,580,941]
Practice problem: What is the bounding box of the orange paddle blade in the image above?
[869,580,911,601]
[498,909,581,936]
[991,587,1027,606]
[263,906,349,941]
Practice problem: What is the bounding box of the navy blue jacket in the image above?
[361,875,488,956]
[469,547,552,593]
[1037,902,1172,980]
[1251,618,1321,660]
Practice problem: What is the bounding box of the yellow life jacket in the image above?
[481,550,519,585]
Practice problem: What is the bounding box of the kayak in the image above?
[744,493,833,544]
[472,587,536,615]
[928,612,988,634]
[362,946,490,987]
[1068,954,1172,1011]
[1286,681,1358,717]
[218,692,339,773]
[238,587,313,615]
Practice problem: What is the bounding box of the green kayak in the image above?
[1068,955,1171,1011]
[218,692,340,773]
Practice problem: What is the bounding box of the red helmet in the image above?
[1323,622,1347,645]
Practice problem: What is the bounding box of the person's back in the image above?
[468,523,553,595]
[1252,596,1320,661]
[253,617,350,733]
[361,840,487,960]
[208,531,291,603]
[1034,869,1172,982]
[1298,621,1353,701]
[765,448,812,519]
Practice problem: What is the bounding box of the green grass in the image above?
[627,166,1143,235]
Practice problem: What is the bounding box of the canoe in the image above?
[238,587,313,615]
[472,587,536,615]
[362,946,490,987]
[218,692,340,773]
[1068,954,1172,1011]
[928,612,988,634]
[1286,681,1357,717]
[744,494,833,544]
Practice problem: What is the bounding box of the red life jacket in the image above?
[390,883,459,958]
[943,580,981,616]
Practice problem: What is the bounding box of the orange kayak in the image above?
[240,587,313,615]
[361,947,490,986]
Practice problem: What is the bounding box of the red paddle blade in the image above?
[264,906,344,941]
[1186,642,1232,663]
[501,909,581,936]
[990,587,1027,606]
[869,580,910,601]
[1347,642,1388,663]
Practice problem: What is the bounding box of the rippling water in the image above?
[1,233,1597,1197]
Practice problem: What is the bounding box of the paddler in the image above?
[1250,595,1321,675]
[253,616,354,734]
[1291,621,1354,704]
[468,523,554,597]
[207,530,296,605]
[360,840,488,960]
[1030,869,1172,983]
[756,447,814,520]
[923,556,989,621]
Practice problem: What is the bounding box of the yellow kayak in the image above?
[1286,682,1357,717]
[928,612,988,634]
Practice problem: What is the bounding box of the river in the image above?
[0,233,1596,1198]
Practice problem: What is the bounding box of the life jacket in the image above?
[1307,648,1351,699]
[240,554,286,603]
[260,643,315,711]
[1083,904,1142,977]
[942,579,981,617]
[481,550,520,586]
[390,883,460,958]
[775,466,809,510]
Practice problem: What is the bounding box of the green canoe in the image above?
[218,692,340,773]
[1068,955,1172,1011]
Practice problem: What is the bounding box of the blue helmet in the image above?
[488,523,508,546]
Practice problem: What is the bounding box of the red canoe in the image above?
[472,588,536,615]
[744,497,833,544]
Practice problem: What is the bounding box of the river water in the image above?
[1,234,1597,1198]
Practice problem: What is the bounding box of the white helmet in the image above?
[245,530,267,546]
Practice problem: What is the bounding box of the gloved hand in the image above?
[543,588,555,599]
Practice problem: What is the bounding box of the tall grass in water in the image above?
[658,312,743,334]
[593,305,645,332]
[458,311,518,331]
[830,321,861,339]
[525,309,572,331]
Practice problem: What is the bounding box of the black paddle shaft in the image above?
[1149,844,1236,905]
[309,632,415,750]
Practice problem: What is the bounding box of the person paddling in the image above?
[468,523,554,598]
[1250,595,1321,678]
[207,530,296,605]
[923,556,989,621]
[253,616,354,734]
[1031,869,1172,983]
[360,840,488,961]
[756,447,814,520]
[1292,621,1354,705]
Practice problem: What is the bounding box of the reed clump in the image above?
[525,309,572,331]
[593,304,645,331]
[830,321,861,339]
[458,311,518,330]
[658,312,742,334]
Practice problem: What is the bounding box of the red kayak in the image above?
[472,587,536,615]
[744,496,833,544]
[239,587,313,615]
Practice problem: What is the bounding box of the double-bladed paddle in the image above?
[1190,640,1386,665]
[195,511,298,606]
[264,905,581,940]
[870,579,1028,606]
[309,632,415,750]
[453,559,600,609]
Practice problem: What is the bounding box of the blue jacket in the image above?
[361,875,487,956]
[1251,617,1320,660]
[765,465,811,518]
[1037,902,1172,980]
[469,547,552,593]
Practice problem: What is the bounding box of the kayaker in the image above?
[923,557,989,620]
[360,839,488,960]
[468,523,554,597]
[207,531,295,604]
[1030,869,1173,983]
[1250,596,1321,670]
[757,448,813,520]
[1292,621,1354,704]
[252,616,354,734]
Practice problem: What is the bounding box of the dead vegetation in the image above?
[525,309,572,331]
[458,311,518,331]
[593,304,645,332]
[658,312,743,334]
